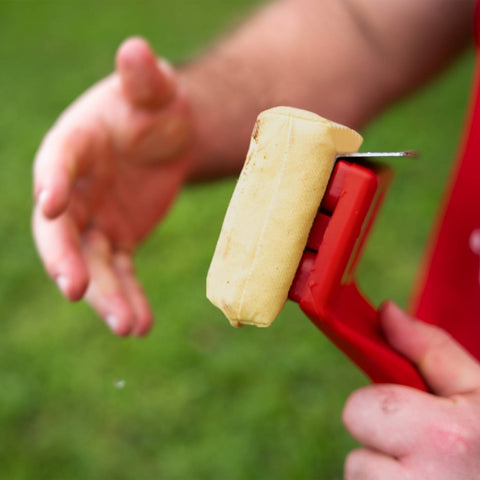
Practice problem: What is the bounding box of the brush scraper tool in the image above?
[207,106,427,391]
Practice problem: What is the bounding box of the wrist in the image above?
[178,64,224,183]
[178,55,260,182]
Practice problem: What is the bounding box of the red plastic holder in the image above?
[288,159,427,391]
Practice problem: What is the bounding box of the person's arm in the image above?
[183,0,475,180]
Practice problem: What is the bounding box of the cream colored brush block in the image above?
[207,106,362,327]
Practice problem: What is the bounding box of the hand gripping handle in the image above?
[289,160,427,391]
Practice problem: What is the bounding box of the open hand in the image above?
[33,37,194,336]
[343,302,480,479]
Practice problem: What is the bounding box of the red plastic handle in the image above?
[289,160,427,391]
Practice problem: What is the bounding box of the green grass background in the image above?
[0,1,475,478]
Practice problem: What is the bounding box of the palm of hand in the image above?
[69,76,192,250]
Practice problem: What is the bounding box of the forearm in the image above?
[181,0,474,180]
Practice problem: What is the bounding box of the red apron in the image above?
[413,10,480,358]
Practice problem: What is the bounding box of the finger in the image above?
[82,231,135,336]
[32,206,89,301]
[344,448,407,480]
[116,36,174,108]
[342,383,448,457]
[113,252,153,337]
[381,301,480,396]
[33,126,92,219]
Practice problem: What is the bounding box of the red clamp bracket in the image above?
[289,160,427,390]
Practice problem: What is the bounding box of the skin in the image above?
[32,0,478,476]
[33,42,193,336]
[344,302,480,479]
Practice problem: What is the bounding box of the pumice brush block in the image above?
[207,106,363,327]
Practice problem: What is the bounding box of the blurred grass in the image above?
[0,1,475,479]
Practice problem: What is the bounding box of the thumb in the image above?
[381,301,480,397]
[115,36,174,107]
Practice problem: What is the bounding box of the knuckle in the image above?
[421,327,455,367]
[84,230,111,256]
[430,325,454,346]
[44,250,67,279]
[114,252,135,275]
[429,413,478,458]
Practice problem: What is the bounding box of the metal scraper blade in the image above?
[337,151,417,159]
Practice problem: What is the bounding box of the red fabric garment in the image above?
[412,8,480,358]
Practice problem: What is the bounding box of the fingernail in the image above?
[106,315,120,332]
[38,189,50,208]
[56,275,69,294]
